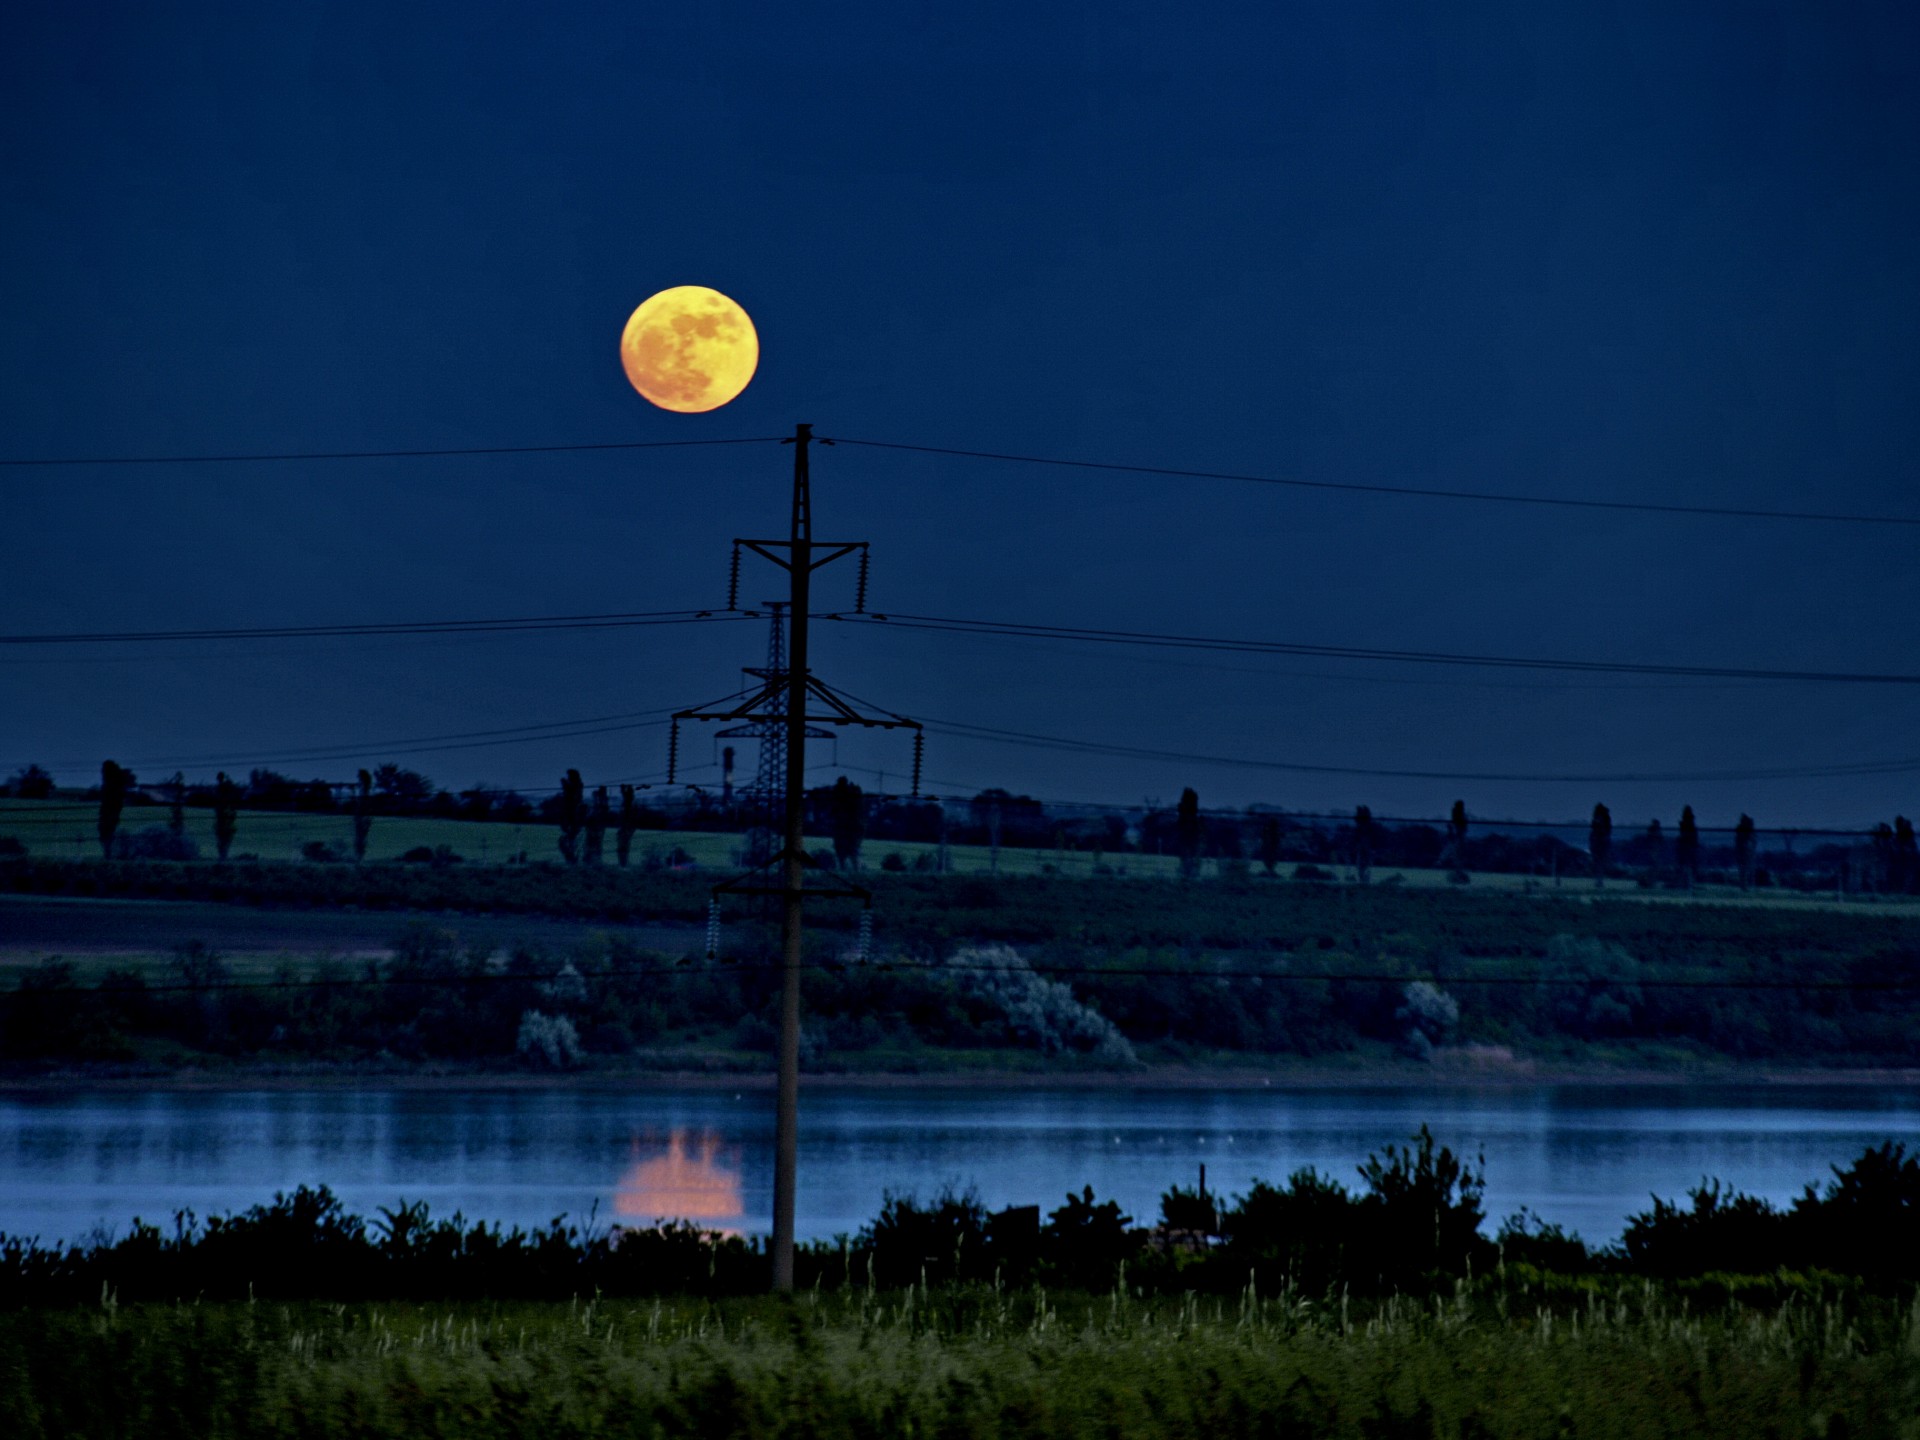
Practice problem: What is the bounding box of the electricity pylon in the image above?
[670,423,921,1291]
[716,602,832,867]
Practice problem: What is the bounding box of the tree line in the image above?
[5,762,1917,893]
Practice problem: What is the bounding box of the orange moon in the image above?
[619,286,759,413]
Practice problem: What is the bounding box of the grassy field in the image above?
[4,799,1911,915]
[1,1285,1914,1439]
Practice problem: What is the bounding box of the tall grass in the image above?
[2,1283,1916,1438]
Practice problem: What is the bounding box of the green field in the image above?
[4,799,1911,915]
[2,1285,1914,1439]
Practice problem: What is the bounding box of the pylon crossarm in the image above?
[736,539,864,573]
[801,674,922,730]
[675,677,786,723]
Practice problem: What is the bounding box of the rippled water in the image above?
[3,1084,1916,1247]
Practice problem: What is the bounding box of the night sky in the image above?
[5,2,1917,829]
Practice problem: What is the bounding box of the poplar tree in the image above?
[1447,799,1470,882]
[1676,806,1700,889]
[1175,788,1202,880]
[213,773,240,860]
[1589,803,1612,889]
[97,761,132,858]
[1674,814,1704,890]
[1354,804,1374,885]
[352,770,372,862]
[1734,814,1757,890]
[556,770,586,864]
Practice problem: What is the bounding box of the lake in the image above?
[3,1083,1916,1248]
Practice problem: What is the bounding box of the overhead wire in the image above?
[824,436,1920,529]
[0,436,782,468]
[910,715,1920,785]
[825,611,1920,688]
[0,609,753,646]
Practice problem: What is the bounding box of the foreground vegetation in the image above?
[6,1282,1918,1439]
[0,1136,1912,1436]
[4,1136,1914,1436]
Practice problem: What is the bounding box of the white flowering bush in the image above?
[516,1009,584,1069]
[948,944,1138,1067]
[1396,980,1460,1061]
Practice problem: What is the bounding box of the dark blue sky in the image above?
[5,1,1917,828]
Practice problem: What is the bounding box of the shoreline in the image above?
[6,1057,1919,1093]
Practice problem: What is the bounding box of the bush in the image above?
[947,944,1137,1065]
[862,1186,990,1287]
[514,1010,583,1069]
[399,845,463,867]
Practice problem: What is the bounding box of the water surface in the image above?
[3,1084,1915,1247]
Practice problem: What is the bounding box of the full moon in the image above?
[619,286,759,413]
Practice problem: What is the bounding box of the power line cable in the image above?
[826,436,1920,529]
[0,610,752,646]
[829,611,1920,687]
[0,437,781,468]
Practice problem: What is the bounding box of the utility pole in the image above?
[670,423,920,1290]
[773,427,815,1294]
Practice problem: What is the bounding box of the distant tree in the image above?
[556,770,586,864]
[830,776,865,870]
[1258,816,1282,877]
[167,772,187,839]
[8,764,54,799]
[616,784,639,866]
[245,769,295,806]
[97,761,132,858]
[1446,800,1470,882]
[213,772,241,860]
[371,764,436,808]
[1895,817,1919,895]
[1676,806,1700,889]
[584,786,610,865]
[1589,803,1612,888]
[1353,805,1374,885]
[1175,788,1202,880]
[1734,814,1758,891]
[352,769,373,863]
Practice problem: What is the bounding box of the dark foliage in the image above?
[1622,1141,1920,1280]
[5,1137,1910,1309]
